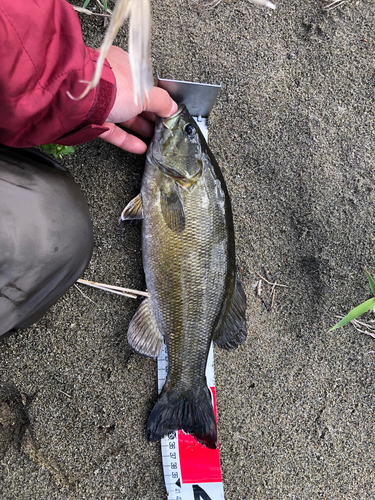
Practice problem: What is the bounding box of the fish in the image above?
[120,104,247,449]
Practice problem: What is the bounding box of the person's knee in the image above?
[0,147,94,337]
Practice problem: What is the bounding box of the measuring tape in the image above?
[157,344,225,500]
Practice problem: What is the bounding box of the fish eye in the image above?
[184,124,196,136]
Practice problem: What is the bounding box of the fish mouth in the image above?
[162,104,186,130]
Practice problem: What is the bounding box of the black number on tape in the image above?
[193,485,213,500]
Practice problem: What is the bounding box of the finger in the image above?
[99,123,147,154]
[140,110,158,123]
[143,87,178,118]
[118,115,155,139]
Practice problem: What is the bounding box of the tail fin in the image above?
[146,385,217,449]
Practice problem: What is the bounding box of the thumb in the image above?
[143,87,178,117]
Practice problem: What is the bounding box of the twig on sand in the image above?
[255,272,288,289]
[96,0,113,14]
[254,271,287,312]
[322,0,346,11]
[76,279,150,299]
[74,284,98,305]
[57,389,72,398]
[191,0,276,9]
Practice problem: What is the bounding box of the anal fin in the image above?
[214,276,247,350]
[128,299,164,358]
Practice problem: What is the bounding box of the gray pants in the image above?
[0,145,93,339]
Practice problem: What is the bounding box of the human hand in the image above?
[98,46,177,154]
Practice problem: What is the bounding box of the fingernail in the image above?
[170,100,178,115]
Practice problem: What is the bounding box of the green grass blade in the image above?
[82,0,91,8]
[103,0,108,11]
[365,269,375,297]
[61,146,77,156]
[330,297,375,331]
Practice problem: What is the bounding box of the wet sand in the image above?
[1,0,375,498]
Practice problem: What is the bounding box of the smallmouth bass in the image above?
[121,104,247,449]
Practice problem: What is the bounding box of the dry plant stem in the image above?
[68,0,152,104]
[250,0,276,9]
[253,280,263,297]
[255,272,288,288]
[254,273,287,312]
[72,5,111,16]
[192,0,275,9]
[192,0,223,10]
[57,389,72,398]
[77,278,150,299]
[96,0,113,14]
[351,320,375,331]
[334,315,375,339]
[95,0,113,25]
[129,0,152,105]
[74,284,98,305]
[68,0,133,101]
[351,322,375,339]
[323,0,346,11]
[205,0,222,9]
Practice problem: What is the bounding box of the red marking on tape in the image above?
[178,387,222,484]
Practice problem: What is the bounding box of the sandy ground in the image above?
[1,0,375,498]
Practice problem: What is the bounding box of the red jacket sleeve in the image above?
[0,0,116,148]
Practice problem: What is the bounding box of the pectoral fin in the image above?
[127,298,164,358]
[213,277,247,349]
[120,193,143,221]
[160,184,185,233]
